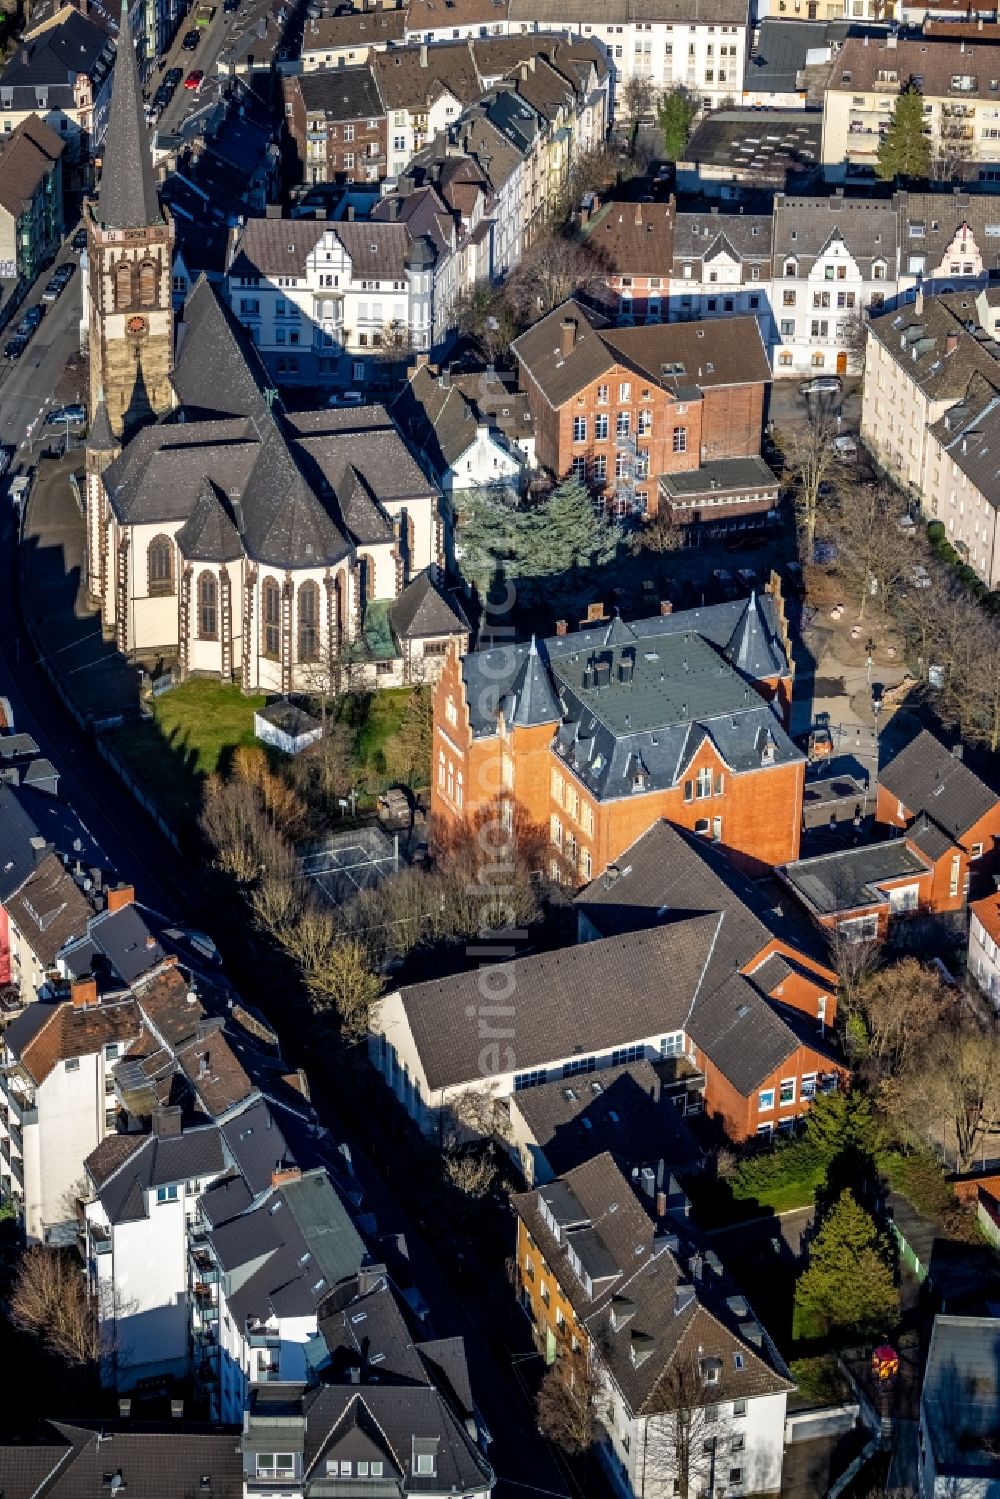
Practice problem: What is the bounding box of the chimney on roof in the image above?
[71,977,98,1010]
[118,1399,131,1420]
[441,366,451,389]
[272,1164,303,1188]
[20,47,27,65]
[560,318,577,357]
[656,1189,667,1216]
[953,742,964,760]
[635,202,642,227]
[170,1399,184,1420]
[420,42,428,65]
[915,288,924,316]
[346,204,355,220]
[660,600,673,616]
[152,1105,182,1138]
[946,331,959,355]
[555,619,568,635]
[107,883,135,914]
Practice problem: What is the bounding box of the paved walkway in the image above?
[20,454,140,726]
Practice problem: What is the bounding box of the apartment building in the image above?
[506,0,750,117]
[821,34,1000,183]
[770,192,897,375]
[283,65,387,186]
[0,114,64,286]
[226,214,453,383]
[580,196,675,322]
[0,7,116,186]
[512,1154,793,1499]
[300,6,406,71]
[430,588,802,877]
[667,206,774,342]
[969,889,1000,1005]
[861,291,1000,494]
[241,1278,496,1498]
[0,978,141,1243]
[512,299,776,524]
[392,362,536,494]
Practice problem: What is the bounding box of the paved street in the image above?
[0,250,85,463]
[0,237,573,1499]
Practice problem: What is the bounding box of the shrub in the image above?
[731,1137,827,1198]
[926,520,945,543]
[938,542,959,564]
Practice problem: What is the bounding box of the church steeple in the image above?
[98,0,160,230]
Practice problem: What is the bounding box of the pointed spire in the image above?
[98,0,160,230]
[88,387,118,452]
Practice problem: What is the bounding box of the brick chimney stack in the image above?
[271,1164,303,1189]
[106,883,135,914]
[71,977,98,1009]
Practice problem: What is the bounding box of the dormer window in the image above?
[700,1356,723,1386]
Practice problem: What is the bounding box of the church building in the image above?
[83,3,468,694]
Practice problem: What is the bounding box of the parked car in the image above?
[41,279,62,302]
[8,474,31,512]
[184,69,204,90]
[71,227,88,252]
[182,28,199,47]
[327,390,364,406]
[45,403,86,427]
[15,308,43,338]
[4,335,27,360]
[832,435,857,462]
[801,376,842,397]
[165,66,183,87]
[223,0,240,13]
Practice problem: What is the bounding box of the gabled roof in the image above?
[880,729,998,839]
[296,63,383,121]
[393,916,720,1092]
[4,852,93,967]
[0,1423,243,1499]
[13,996,140,1088]
[97,2,160,231]
[512,1153,791,1420]
[88,1125,226,1224]
[0,113,64,219]
[513,298,770,410]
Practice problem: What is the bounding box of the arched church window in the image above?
[148,535,174,595]
[298,581,319,661]
[115,260,133,309]
[262,577,281,659]
[198,572,218,639]
[139,259,157,308]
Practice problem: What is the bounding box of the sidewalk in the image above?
[20,455,141,727]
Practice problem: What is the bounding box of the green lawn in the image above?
[351,689,411,776]
[108,680,266,827]
[107,681,415,829]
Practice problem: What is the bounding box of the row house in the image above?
[770,191,896,377]
[668,205,774,341]
[0,6,115,188]
[506,0,750,117]
[430,588,802,878]
[785,727,1000,942]
[371,821,845,1148]
[0,114,64,287]
[861,290,1000,500]
[821,34,1000,185]
[580,196,675,323]
[512,1154,793,1499]
[512,298,775,524]
[241,1273,495,1498]
[283,65,387,187]
[392,361,536,495]
[300,6,406,71]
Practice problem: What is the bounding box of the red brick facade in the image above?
[875,785,1000,912]
[283,74,387,186]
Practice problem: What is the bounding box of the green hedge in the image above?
[926,520,945,543]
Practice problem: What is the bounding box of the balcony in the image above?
[90,1223,112,1256]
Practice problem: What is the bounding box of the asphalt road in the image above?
[0,238,575,1499]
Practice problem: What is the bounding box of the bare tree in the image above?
[827,931,881,1018]
[537,1345,599,1455]
[841,307,870,375]
[782,406,839,558]
[504,233,608,322]
[643,1353,734,1499]
[442,1139,498,1197]
[933,117,973,184]
[620,75,656,150]
[12,1247,101,1366]
[856,957,949,1079]
[897,1013,1000,1171]
[834,480,908,620]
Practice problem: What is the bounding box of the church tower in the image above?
[86,0,174,439]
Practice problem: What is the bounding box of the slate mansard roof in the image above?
[459,594,797,802]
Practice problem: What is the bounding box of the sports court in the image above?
[299,824,401,907]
